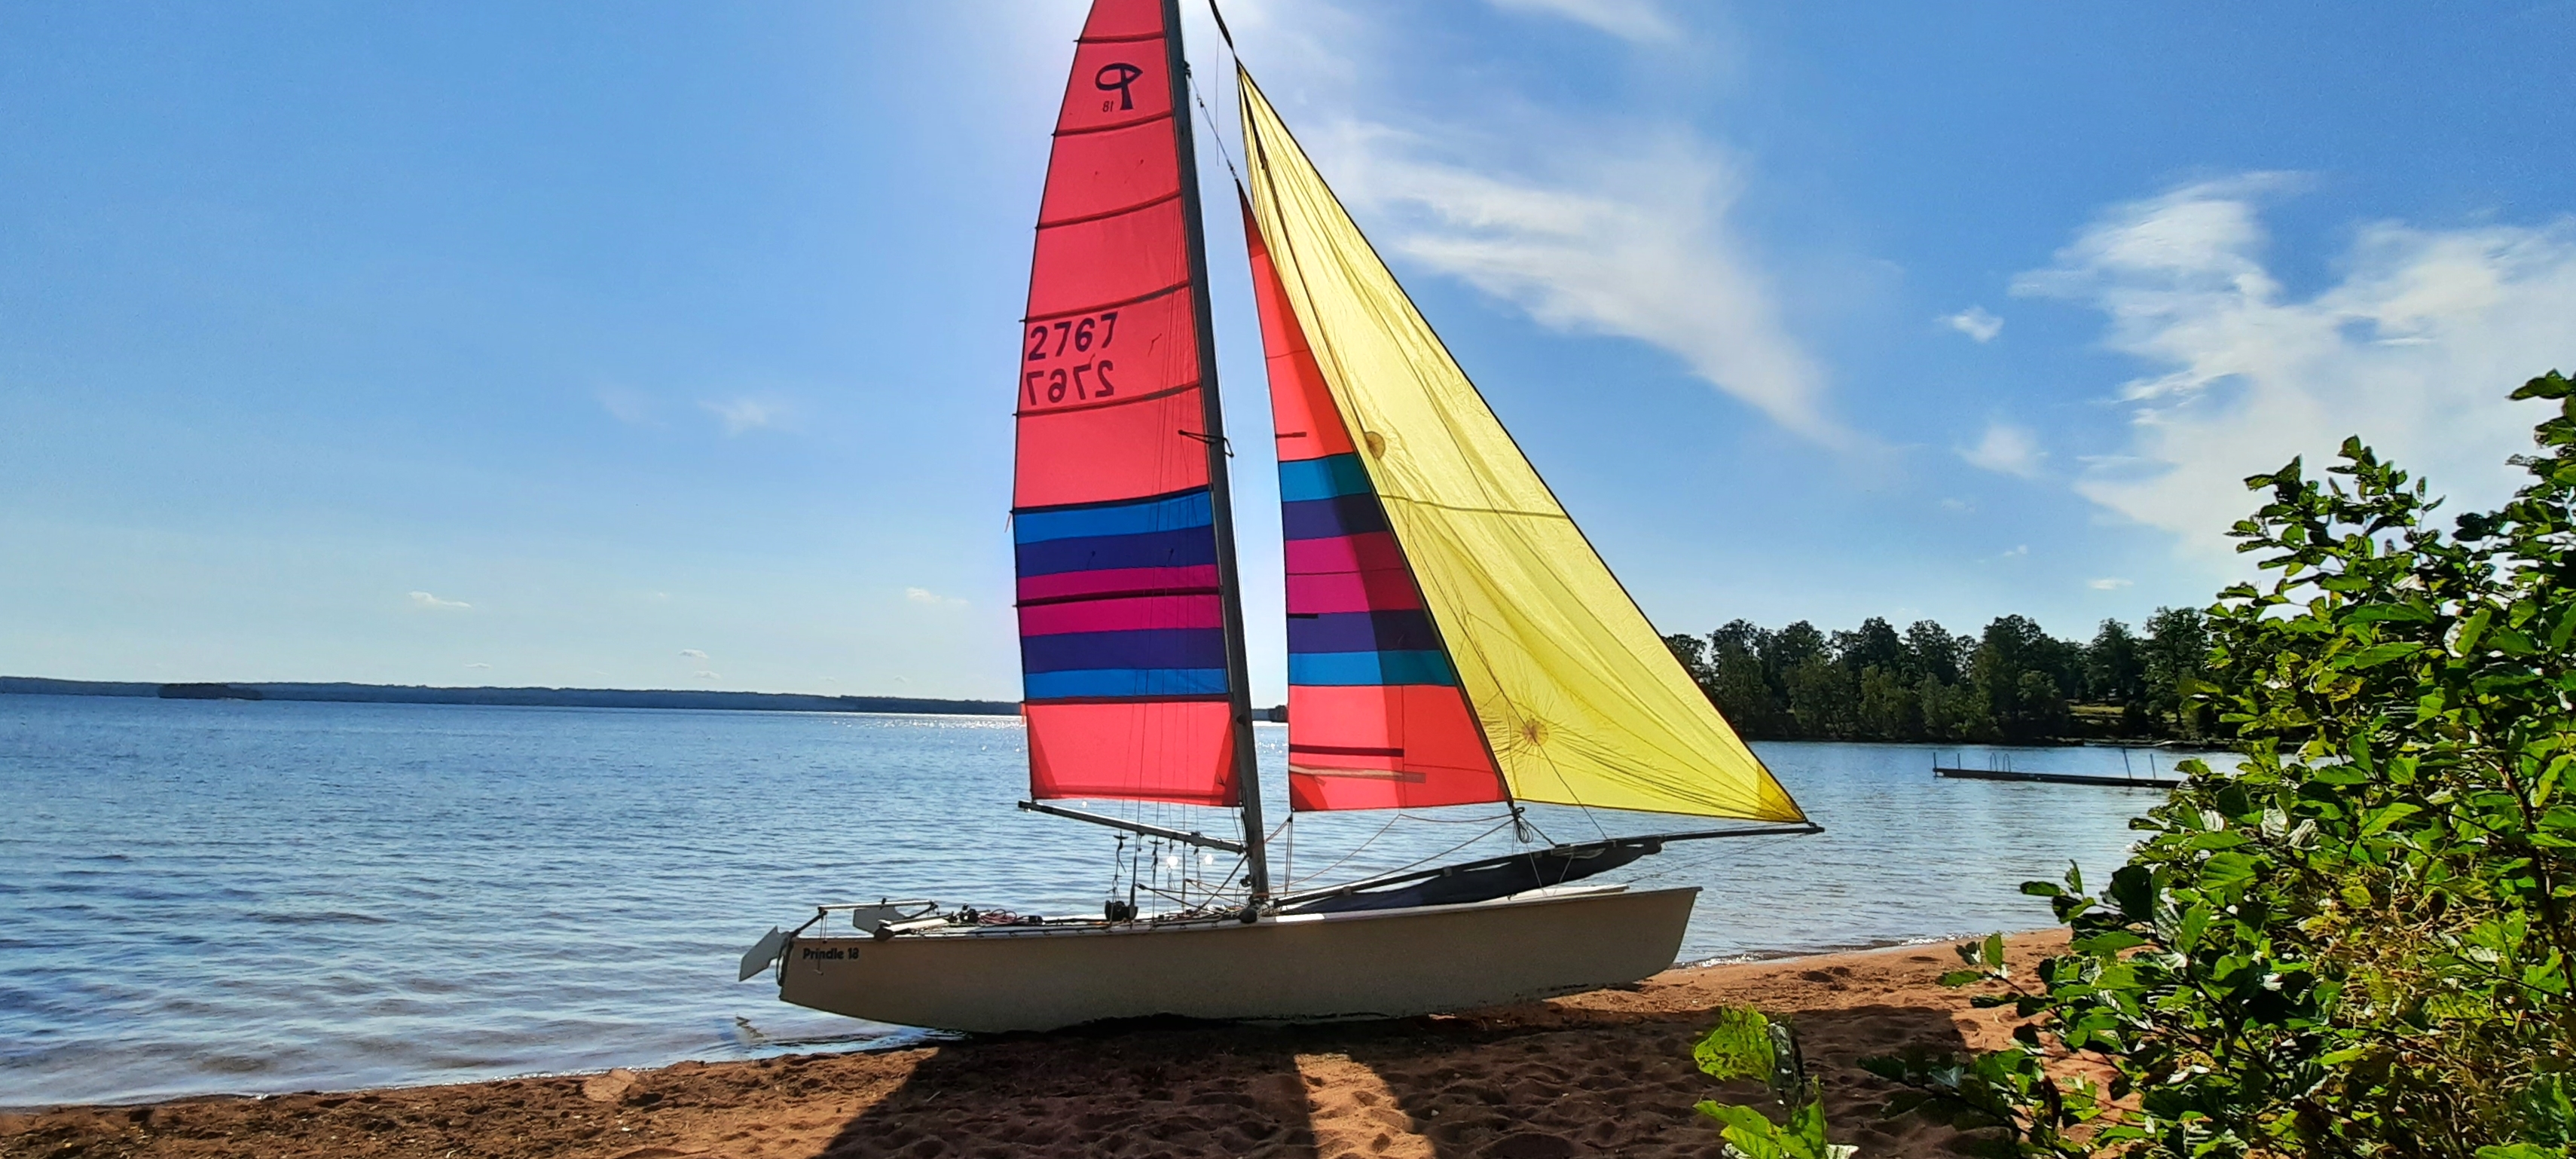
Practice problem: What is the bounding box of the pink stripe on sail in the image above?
[1285,532,1407,575]
[1019,592,1224,636]
[1286,570,1424,614]
[1017,564,1221,603]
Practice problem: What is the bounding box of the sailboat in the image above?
[735,0,1817,1033]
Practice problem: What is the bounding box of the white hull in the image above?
[772,885,1697,1032]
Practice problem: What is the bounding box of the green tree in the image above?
[1837,616,1908,677]
[1709,621,1792,738]
[1853,665,1921,740]
[2085,619,2147,709]
[1783,655,1855,739]
[1918,672,1991,742]
[1664,632,1712,688]
[1973,615,2071,743]
[2141,606,2211,739]
[1906,619,1969,685]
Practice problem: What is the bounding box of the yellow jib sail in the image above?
[1236,70,1804,822]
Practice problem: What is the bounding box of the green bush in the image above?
[1691,1007,1853,1159]
[1935,372,2576,1157]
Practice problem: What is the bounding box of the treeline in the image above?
[1661,610,2213,745]
[0,676,1018,717]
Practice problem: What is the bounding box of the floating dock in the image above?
[1933,766,2178,790]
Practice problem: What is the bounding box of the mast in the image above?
[1161,0,1270,906]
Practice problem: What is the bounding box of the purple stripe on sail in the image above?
[1288,610,1443,654]
[1020,627,1227,674]
[1281,494,1389,541]
[1017,527,1220,576]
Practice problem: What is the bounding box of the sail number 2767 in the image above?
[1024,310,1119,406]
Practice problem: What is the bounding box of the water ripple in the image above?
[0,694,2180,1106]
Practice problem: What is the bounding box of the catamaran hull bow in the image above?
[772,886,1696,1032]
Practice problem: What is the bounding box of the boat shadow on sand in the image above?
[810,984,1992,1158]
[0,944,2051,1159]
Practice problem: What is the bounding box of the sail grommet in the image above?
[1362,430,1386,458]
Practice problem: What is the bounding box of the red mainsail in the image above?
[1242,200,1508,812]
[1014,0,1239,806]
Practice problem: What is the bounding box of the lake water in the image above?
[0,694,2204,1107]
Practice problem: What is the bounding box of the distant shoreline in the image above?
[0,675,1019,717]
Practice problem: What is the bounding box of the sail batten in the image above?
[1237,69,1806,823]
[1013,0,1239,809]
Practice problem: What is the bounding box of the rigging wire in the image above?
[1289,817,1517,892]
[1192,0,1245,187]
[1284,809,1405,888]
[1186,70,1243,193]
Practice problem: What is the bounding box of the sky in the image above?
[3,1,2571,702]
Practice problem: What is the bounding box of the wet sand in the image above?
[1,930,2071,1159]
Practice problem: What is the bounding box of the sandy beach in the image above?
[1,930,2073,1159]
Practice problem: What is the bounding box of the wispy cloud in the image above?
[1332,125,1844,445]
[1959,421,2046,478]
[2089,577,2134,591]
[408,591,470,610]
[678,648,708,660]
[465,662,492,669]
[1942,306,2003,343]
[693,670,721,681]
[905,586,966,607]
[2001,544,2030,558]
[2021,175,2576,557]
[702,397,786,436]
[595,386,656,426]
[1484,0,1675,41]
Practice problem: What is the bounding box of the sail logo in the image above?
[1095,62,1143,112]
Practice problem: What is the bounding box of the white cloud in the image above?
[2089,577,2134,591]
[678,648,708,660]
[595,386,655,426]
[407,591,470,610]
[1329,127,1843,445]
[694,670,720,681]
[1942,306,2003,343]
[465,662,492,668]
[2021,175,2576,557]
[702,397,784,435]
[1960,421,2046,478]
[905,586,965,607]
[2002,544,2029,558]
[1484,0,1675,41]
[1938,497,1973,512]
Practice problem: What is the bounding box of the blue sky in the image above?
[5,1,2571,702]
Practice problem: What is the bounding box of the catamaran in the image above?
[736,0,1818,1032]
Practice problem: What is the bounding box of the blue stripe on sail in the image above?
[1281,494,1389,541]
[1288,610,1441,654]
[1014,489,1214,544]
[1277,454,1373,503]
[1016,527,1219,576]
[1288,650,1455,687]
[1025,668,1230,700]
[1021,628,1227,674]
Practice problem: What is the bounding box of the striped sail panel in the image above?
[1245,197,1505,812]
[1239,69,1804,822]
[1013,0,1235,806]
